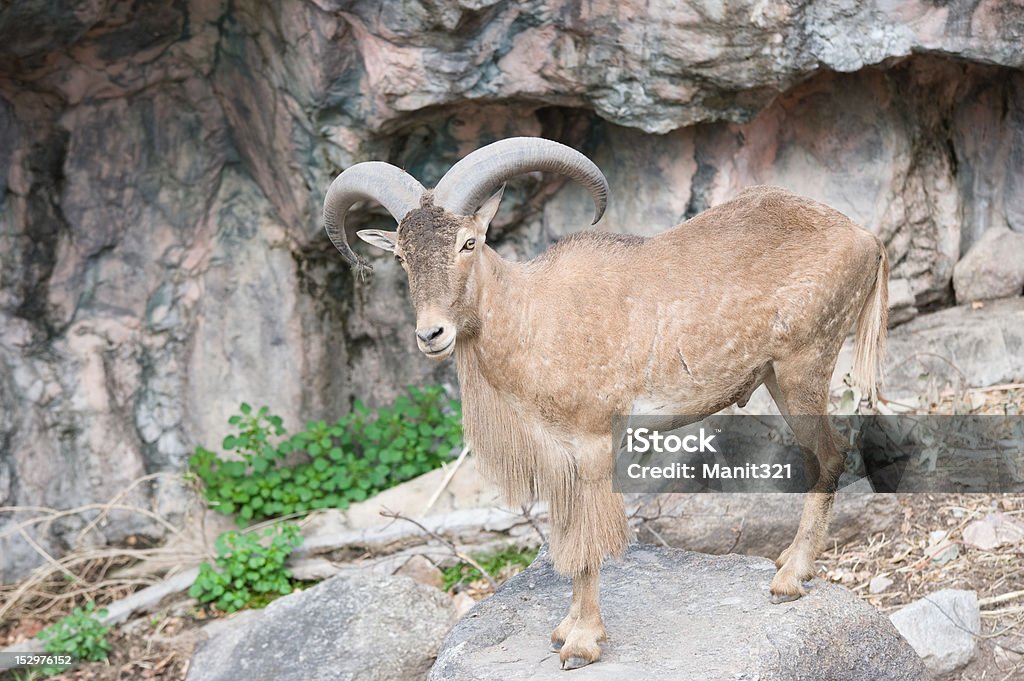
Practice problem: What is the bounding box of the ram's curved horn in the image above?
[323,162,426,272]
[432,137,608,224]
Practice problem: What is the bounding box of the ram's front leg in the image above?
[547,468,629,670]
[550,567,604,669]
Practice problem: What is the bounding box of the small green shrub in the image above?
[442,546,539,592]
[188,386,462,524]
[188,523,302,613]
[37,602,110,675]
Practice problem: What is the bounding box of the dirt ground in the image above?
[821,492,1024,681]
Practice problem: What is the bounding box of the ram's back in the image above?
[514,186,884,423]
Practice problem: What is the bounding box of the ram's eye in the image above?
[395,254,405,265]
[460,238,476,252]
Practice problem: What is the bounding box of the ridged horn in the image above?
[432,137,608,224]
[323,162,425,273]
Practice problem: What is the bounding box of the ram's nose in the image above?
[415,322,457,360]
[416,326,445,343]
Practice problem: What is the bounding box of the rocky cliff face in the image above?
[1,0,1022,580]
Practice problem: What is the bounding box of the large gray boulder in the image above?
[187,571,456,681]
[953,227,1024,304]
[881,297,1024,397]
[430,545,928,681]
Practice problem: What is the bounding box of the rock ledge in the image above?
[430,544,927,681]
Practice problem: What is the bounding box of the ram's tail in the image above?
[852,245,889,404]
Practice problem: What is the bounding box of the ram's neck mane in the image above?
[453,248,575,507]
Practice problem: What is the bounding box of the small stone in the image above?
[962,513,1024,551]
[451,592,476,618]
[927,529,959,564]
[396,554,445,590]
[869,575,893,594]
[889,589,980,676]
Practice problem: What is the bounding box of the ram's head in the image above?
[324,138,608,360]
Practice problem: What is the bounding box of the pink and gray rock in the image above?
[2,0,1024,579]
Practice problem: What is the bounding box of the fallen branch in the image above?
[293,507,534,558]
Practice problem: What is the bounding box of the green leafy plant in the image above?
[442,546,539,592]
[36,602,110,675]
[188,523,303,613]
[188,386,462,524]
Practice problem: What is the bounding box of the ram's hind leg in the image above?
[764,362,846,603]
[548,468,629,670]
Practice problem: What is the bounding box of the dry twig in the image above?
[378,508,498,591]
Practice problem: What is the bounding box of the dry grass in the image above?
[0,479,209,632]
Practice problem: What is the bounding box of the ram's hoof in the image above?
[561,656,592,670]
[770,591,802,604]
[550,640,563,652]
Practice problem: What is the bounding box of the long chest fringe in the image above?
[457,358,577,509]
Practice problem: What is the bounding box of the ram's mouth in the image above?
[421,336,456,359]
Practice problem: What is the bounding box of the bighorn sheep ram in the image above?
[323,137,888,669]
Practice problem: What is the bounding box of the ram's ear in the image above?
[473,185,505,234]
[356,229,397,253]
